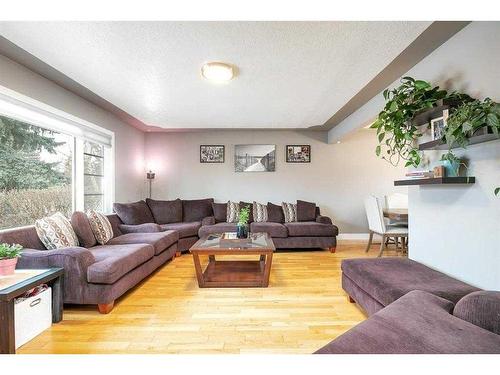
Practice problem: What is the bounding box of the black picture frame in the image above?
[200,145,225,163]
[285,145,311,163]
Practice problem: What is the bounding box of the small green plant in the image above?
[238,206,250,226]
[0,243,23,260]
[495,187,500,196]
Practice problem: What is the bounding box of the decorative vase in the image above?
[0,257,18,276]
[443,160,460,177]
[236,223,249,239]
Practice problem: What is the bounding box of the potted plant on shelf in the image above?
[0,243,23,276]
[236,205,250,239]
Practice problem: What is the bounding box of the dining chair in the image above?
[384,192,409,227]
[364,195,408,257]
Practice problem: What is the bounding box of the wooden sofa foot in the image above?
[348,296,355,303]
[329,247,336,253]
[98,301,114,314]
[175,251,181,257]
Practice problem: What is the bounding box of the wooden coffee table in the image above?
[189,232,275,288]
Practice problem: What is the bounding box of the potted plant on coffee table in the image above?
[0,243,23,276]
[236,206,250,239]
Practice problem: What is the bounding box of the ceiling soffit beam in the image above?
[0,35,149,132]
[313,21,471,132]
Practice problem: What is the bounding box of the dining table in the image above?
[383,208,408,222]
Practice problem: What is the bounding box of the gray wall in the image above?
[329,22,500,289]
[144,129,406,233]
[0,55,145,203]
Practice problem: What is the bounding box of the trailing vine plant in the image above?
[371,77,448,168]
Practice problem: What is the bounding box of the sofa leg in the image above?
[329,247,336,253]
[175,251,181,257]
[98,301,114,314]
[348,296,355,303]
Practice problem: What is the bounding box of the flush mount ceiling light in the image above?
[201,62,234,83]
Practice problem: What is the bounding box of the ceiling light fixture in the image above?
[201,62,234,83]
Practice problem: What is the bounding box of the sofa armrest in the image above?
[202,216,216,226]
[119,223,162,234]
[316,215,333,225]
[17,247,96,303]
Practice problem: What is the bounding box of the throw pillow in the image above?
[226,201,240,223]
[267,202,285,223]
[182,198,214,222]
[71,211,97,248]
[35,212,79,250]
[113,200,155,225]
[253,202,268,222]
[296,200,317,221]
[282,202,297,223]
[146,198,182,224]
[212,202,227,223]
[87,210,114,245]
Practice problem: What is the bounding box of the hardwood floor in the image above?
[18,241,401,354]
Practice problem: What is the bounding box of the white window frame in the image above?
[0,85,115,213]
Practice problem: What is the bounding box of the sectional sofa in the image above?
[315,258,500,353]
[1,198,337,314]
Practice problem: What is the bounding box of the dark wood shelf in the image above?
[394,177,475,186]
[419,131,499,151]
[413,105,450,127]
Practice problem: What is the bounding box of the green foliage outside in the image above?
[0,115,72,229]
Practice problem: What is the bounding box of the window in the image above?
[0,87,114,230]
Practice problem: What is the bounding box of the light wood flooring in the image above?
[18,241,402,354]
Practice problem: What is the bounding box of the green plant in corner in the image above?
[371,77,448,168]
[0,243,23,259]
[238,206,250,226]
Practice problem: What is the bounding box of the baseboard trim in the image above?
[338,233,382,243]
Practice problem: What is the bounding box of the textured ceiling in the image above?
[0,21,431,129]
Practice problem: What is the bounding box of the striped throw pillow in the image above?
[35,212,79,250]
[281,202,297,223]
[87,210,114,245]
[253,202,268,222]
[226,201,240,223]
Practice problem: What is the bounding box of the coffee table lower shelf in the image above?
[202,260,266,287]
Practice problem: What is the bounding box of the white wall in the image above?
[0,55,145,203]
[330,22,500,289]
[145,129,406,233]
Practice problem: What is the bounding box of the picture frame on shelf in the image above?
[286,145,311,163]
[430,109,449,141]
[200,145,225,163]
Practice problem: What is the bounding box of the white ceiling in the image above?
[0,21,431,129]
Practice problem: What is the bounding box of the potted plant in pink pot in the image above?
[0,243,22,276]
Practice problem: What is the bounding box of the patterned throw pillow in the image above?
[87,210,114,245]
[226,201,240,223]
[253,202,268,222]
[35,212,79,250]
[281,202,297,223]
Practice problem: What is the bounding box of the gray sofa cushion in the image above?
[87,243,155,284]
[161,221,201,238]
[212,203,227,223]
[267,202,285,223]
[341,258,480,307]
[146,198,183,224]
[296,200,316,222]
[285,221,337,237]
[315,290,500,354]
[182,198,214,222]
[71,211,97,248]
[107,230,179,255]
[250,222,287,238]
[199,222,237,237]
[119,223,162,234]
[113,200,155,225]
[453,291,500,335]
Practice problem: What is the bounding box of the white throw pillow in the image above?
[226,201,240,223]
[87,210,114,245]
[35,212,79,250]
[253,202,268,222]
[281,202,297,223]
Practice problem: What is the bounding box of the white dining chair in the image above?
[384,193,408,209]
[365,195,408,257]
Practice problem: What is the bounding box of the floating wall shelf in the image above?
[394,177,475,186]
[419,131,499,151]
